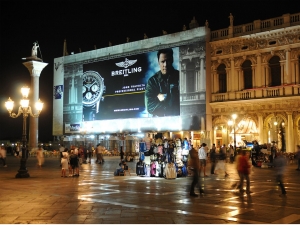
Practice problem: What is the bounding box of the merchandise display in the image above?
[136,137,189,179]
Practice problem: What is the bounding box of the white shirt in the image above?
[198,147,207,160]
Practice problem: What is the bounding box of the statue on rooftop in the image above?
[205,20,209,28]
[229,13,234,26]
[189,16,199,29]
[182,25,186,31]
[31,42,39,57]
[126,37,130,43]
[144,33,148,39]
[162,30,167,35]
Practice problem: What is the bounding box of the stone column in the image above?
[285,49,291,84]
[200,57,205,90]
[230,57,235,91]
[235,69,239,91]
[239,69,243,91]
[251,64,256,88]
[294,60,299,84]
[263,64,268,86]
[256,53,262,87]
[258,114,264,144]
[23,61,48,151]
[226,68,230,92]
[263,125,268,144]
[287,111,294,152]
[280,62,285,85]
[294,118,299,149]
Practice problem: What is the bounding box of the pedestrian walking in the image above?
[273,151,287,197]
[229,145,234,163]
[188,145,204,197]
[87,143,92,163]
[198,143,208,177]
[210,144,216,175]
[0,146,8,167]
[214,145,229,177]
[238,150,251,195]
[120,147,124,161]
[36,145,44,168]
[231,150,242,189]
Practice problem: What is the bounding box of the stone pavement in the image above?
[0,154,300,224]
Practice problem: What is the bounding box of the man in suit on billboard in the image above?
[145,48,180,117]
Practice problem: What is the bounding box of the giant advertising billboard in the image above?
[53,28,208,135]
[82,47,180,121]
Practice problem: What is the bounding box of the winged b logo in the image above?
[115,58,137,68]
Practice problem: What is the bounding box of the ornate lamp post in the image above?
[5,86,43,178]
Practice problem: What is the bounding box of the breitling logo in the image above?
[115,58,137,68]
[112,58,142,77]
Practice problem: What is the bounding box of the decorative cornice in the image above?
[210,25,300,57]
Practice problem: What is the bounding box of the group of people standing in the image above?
[59,145,82,177]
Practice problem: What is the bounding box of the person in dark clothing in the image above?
[273,151,287,196]
[210,144,217,174]
[188,146,204,197]
[145,48,180,117]
[120,147,124,161]
[69,150,79,177]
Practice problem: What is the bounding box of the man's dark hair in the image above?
[157,48,173,61]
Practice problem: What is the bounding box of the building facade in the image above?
[52,13,300,152]
[209,13,300,152]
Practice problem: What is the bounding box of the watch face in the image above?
[82,71,104,107]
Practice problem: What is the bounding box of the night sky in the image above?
[0,0,298,142]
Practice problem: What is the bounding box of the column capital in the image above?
[285,48,291,53]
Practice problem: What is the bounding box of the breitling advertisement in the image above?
[83,47,180,121]
[54,37,208,135]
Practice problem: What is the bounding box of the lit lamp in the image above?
[5,86,43,178]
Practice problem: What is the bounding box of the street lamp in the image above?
[229,114,237,152]
[5,86,43,178]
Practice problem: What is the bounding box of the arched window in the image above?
[269,56,281,86]
[242,60,252,89]
[186,62,195,92]
[217,64,227,93]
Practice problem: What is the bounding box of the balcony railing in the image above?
[212,84,300,102]
[211,12,300,41]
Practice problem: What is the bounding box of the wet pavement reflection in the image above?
[0,155,300,224]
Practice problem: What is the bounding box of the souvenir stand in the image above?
[136,137,188,178]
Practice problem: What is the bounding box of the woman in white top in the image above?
[36,146,44,168]
[61,148,69,177]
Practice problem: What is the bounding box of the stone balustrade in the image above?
[212,84,300,102]
[211,12,300,41]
